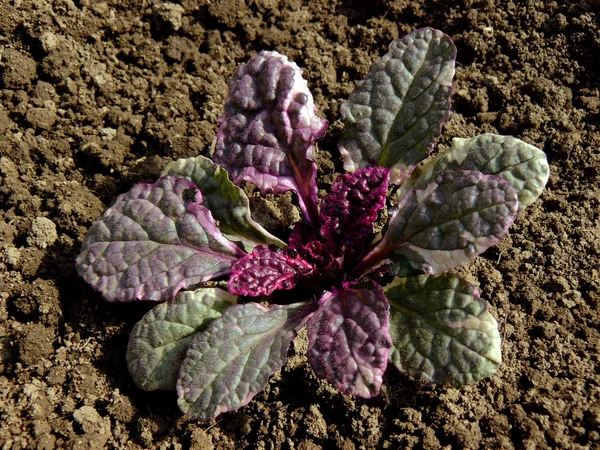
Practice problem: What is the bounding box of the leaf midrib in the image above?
[378,37,447,167]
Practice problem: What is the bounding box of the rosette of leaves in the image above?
[76,28,549,420]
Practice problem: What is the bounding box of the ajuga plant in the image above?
[76,28,549,420]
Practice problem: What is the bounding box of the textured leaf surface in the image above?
[162,156,284,250]
[228,244,313,296]
[213,51,328,224]
[76,176,243,302]
[358,170,518,275]
[177,302,314,420]
[126,288,236,391]
[287,224,341,281]
[306,282,392,398]
[320,167,389,253]
[339,28,456,184]
[384,274,501,386]
[407,134,549,211]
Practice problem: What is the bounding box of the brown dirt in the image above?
[1,0,599,449]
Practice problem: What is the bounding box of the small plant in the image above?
[76,28,549,420]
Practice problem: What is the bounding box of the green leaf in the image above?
[339,27,456,184]
[406,134,549,212]
[126,288,237,391]
[163,156,285,251]
[384,274,501,386]
[177,302,314,420]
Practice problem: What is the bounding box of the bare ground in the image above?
[0,0,599,449]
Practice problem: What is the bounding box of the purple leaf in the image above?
[339,28,456,184]
[298,240,339,273]
[213,51,328,224]
[320,167,389,253]
[288,223,340,276]
[76,176,244,302]
[288,221,320,249]
[228,244,313,297]
[307,282,392,398]
[177,302,315,420]
[357,169,518,276]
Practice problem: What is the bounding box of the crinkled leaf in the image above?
[384,274,501,386]
[357,170,518,276]
[320,167,389,253]
[287,224,340,279]
[228,244,313,296]
[76,176,244,302]
[306,282,392,398]
[213,50,328,224]
[127,288,237,391]
[297,240,339,275]
[177,302,315,420]
[407,134,549,212]
[162,156,285,251]
[339,28,456,184]
[288,221,320,249]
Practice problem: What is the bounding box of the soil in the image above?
[1,0,599,449]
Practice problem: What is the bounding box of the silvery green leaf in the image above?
[339,27,456,184]
[406,134,549,211]
[126,288,237,391]
[384,274,501,386]
[177,302,314,420]
[162,156,285,251]
[356,170,518,276]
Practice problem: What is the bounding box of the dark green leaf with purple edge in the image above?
[357,169,518,276]
[339,28,456,185]
[384,274,501,386]
[127,288,236,391]
[76,176,244,302]
[177,301,315,420]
